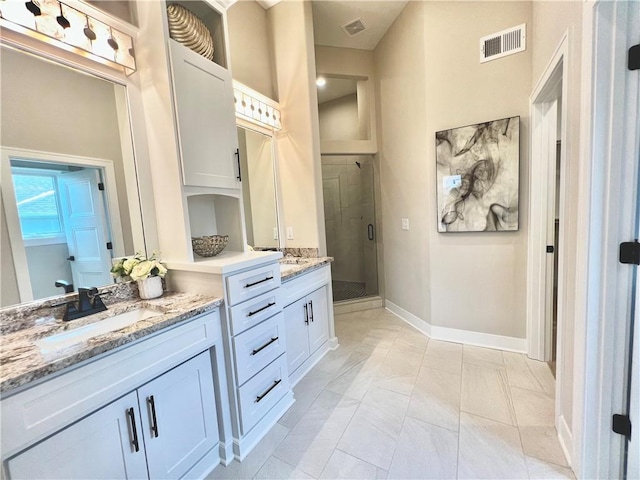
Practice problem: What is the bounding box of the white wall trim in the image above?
[385,301,526,353]
[527,31,569,362]
[557,414,573,468]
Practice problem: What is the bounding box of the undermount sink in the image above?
[35,308,165,353]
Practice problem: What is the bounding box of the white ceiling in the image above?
[311,1,408,51]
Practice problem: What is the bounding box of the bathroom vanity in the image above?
[0,289,226,479]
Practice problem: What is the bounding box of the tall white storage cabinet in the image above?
[137,0,246,263]
[169,41,239,190]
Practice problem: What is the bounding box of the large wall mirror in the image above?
[0,46,146,307]
[237,125,281,250]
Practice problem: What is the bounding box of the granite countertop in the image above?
[0,291,223,395]
[280,256,333,282]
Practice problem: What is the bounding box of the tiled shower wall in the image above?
[321,156,378,296]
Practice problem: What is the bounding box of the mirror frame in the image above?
[0,22,158,306]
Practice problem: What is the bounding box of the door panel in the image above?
[307,287,329,354]
[283,298,310,373]
[138,352,218,480]
[5,392,148,480]
[57,169,113,288]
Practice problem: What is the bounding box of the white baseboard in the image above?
[557,414,573,468]
[385,301,526,353]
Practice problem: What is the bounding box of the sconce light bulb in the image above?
[57,3,70,29]
[316,77,326,87]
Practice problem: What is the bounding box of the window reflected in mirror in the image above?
[237,127,279,250]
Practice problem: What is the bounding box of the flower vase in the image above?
[137,276,163,300]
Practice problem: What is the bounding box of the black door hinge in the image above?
[98,182,105,191]
[629,44,640,71]
[612,414,632,438]
[106,242,113,250]
[546,245,555,253]
[619,240,640,265]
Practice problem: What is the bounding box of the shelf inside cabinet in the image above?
[165,0,227,69]
[187,193,244,259]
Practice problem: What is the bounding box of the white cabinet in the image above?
[5,392,148,480]
[283,286,329,374]
[138,351,218,479]
[6,352,217,480]
[169,40,240,190]
[280,264,337,385]
[220,261,293,459]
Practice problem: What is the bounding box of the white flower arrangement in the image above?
[110,251,168,282]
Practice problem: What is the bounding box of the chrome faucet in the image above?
[63,287,107,321]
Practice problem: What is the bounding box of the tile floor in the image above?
[209,308,574,480]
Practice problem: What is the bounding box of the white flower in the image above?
[130,261,154,281]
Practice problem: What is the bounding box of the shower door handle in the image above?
[367,224,374,241]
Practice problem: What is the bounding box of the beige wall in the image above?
[268,1,325,252]
[531,0,583,440]
[374,1,533,336]
[227,0,276,100]
[319,94,359,141]
[246,131,277,248]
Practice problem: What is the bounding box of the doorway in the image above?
[2,151,122,303]
[321,155,378,302]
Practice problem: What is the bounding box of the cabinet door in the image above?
[5,392,148,480]
[138,352,218,480]
[307,286,330,354]
[169,40,239,189]
[283,297,310,373]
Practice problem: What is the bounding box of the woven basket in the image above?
[192,235,229,257]
[167,3,214,61]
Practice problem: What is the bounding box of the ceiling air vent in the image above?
[342,18,366,37]
[480,23,526,63]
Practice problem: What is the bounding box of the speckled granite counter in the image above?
[0,290,223,394]
[280,257,333,282]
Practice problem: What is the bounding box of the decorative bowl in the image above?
[192,235,229,257]
[167,3,215,61]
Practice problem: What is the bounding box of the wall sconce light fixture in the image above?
[0,0,136,74]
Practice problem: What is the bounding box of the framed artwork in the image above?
[435,116,520,232]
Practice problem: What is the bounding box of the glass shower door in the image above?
[321,155,378,302]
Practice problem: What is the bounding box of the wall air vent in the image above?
[342,18,366,37]
[480,23,526,63]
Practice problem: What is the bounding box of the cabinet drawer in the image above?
[229,289,282,336]
[237,355,289,435]
[226,263,281,307]
[233,313,286,386]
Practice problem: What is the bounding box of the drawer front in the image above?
[237,355,289,435]
[226,263,281,307]
[229,289,282,336]
[233,313,286,386]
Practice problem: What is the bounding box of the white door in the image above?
[284,298,310,374]
[543,100,559,362]
[307,286,330,354]
[169,41,240,190]
[5,391,148,479]
[57,169,113,289]
[138,352,218,480]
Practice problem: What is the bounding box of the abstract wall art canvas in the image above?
[435,116,520,232]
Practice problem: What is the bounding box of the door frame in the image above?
[1,147,125,302]
[573,1,640,477]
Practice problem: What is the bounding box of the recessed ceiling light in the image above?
[316,77,326,87]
